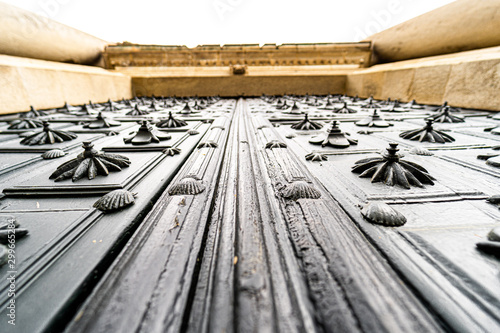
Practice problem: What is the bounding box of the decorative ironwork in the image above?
[476,227,500,257]
[477,150,500,167]
[309,121,358,148]
[179,103,199,114]
[163,147,181,156]
[291,113,323,130]
[126,105,149,116]
[93,189,136,212]
[156,112,188,128]
[486,195,500,204]
[361,202,407,226]
[168,177,205,195]
[50,141,131,182]
[198,141,218,148]
[352,143,435,189]
[435,101,461,113]
[275,99,289,110]
[58,102,80,114]
[356,109,391,127]
[0,215,29,248]
[320,98,335,110]
[427,106,465,123]
[8,118,43,129]
[265,140,287,149]
[24,105,48,118]
[80,104,98,115]
[400,119,455,143]
[360,96,381,109]
[488,227,500,241]
[305,152,328,161]
[20,121,77,145]
[283,101,302,114]
[0,215,29,246]
[409,147,434,156]
[83,112,121,129]
[282,180,321,200]
[190,100,206,110]
[124,121,171,145]
[401,99,424,109]
[332,102,356,114]
[381,100,408,113]
[101,99,122,112]
[42,149,66,159]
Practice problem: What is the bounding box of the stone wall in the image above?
[346,46,500,111]
[0,55,132,114]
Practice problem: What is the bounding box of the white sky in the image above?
[3,0,456,46]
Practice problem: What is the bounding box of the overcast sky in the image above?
[4,0,455,46]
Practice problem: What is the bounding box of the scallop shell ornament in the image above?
[168,177,205,195]
[42,149,66,159]
[361,202,407,226]
[282,181,321,200]
[93,189,136,212]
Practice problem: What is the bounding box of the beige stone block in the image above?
[0,55,132,114]
[409,65,451,105]
[361,71,385,99]
[380,69,415,102]
[132,75,346,97]
[17,68,65,109]
[345,74,364,98]
[444,59,500,111]
[0,66,30,113]
[57,71,94,106]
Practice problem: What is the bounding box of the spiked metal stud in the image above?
[352,143,435,189]
[356,109,391,127]
[291,113,323,130]
[156,112,188,128]
[8,118,43,129]
[305,152,328,161]
[282,101,303,115]
[427,106,465,123]
[20,121,77,145]
[400,119,455,143]
[124,120,171,145]
[163,147,182,156]
[83,112,121,129]
[24,105,48,118]
[126,104,150,116]
[332,102,356,114]
[309,121,358,148]
[265,140,287,149]
[50,141,130,181]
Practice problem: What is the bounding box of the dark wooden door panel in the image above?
[0,96,499,332]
